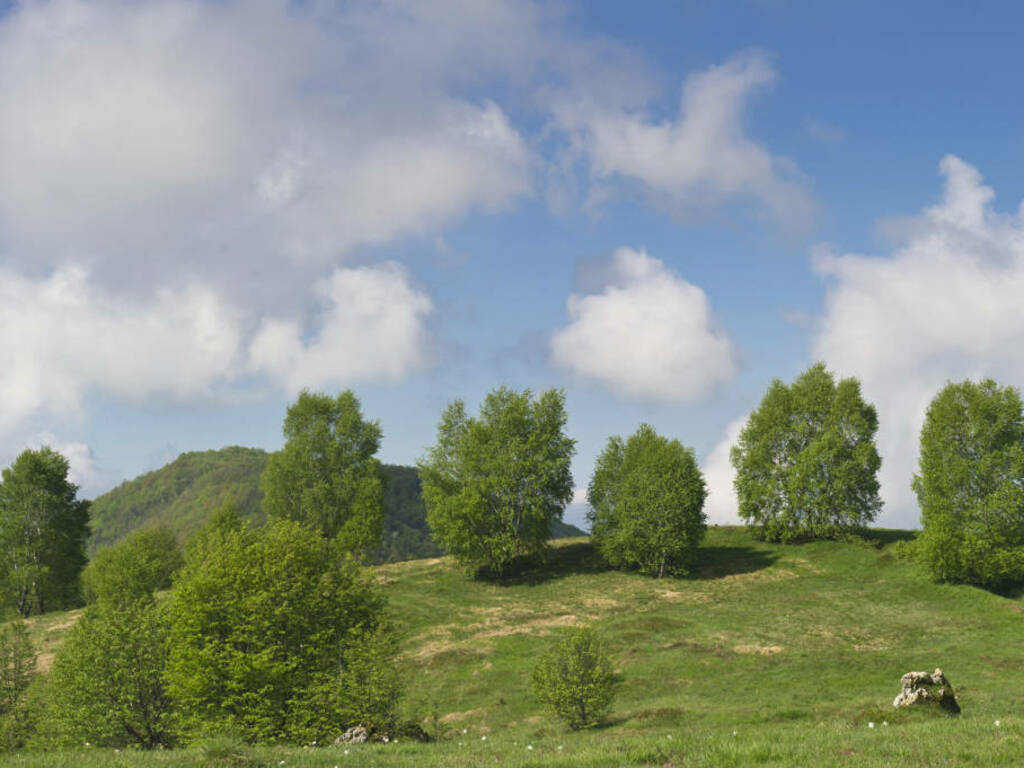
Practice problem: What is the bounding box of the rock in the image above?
[333,725,370,745]
[893,668,960,714]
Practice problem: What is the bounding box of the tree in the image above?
[731,363,882,542]
[81,525,183,607]
[532,627,615,730]
[43,598,174,749]
[0,448,90,616]
[261,390,384,556]
[165,517,389,743]
[588,424,707,577]
[913,379,1024,587]
[419,387,575,576]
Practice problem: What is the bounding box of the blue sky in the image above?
[2,0,1024,530]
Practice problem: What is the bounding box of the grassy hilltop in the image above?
[12,526,1024,767]
[86,446,585,562]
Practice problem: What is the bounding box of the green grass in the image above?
[8,527,1024,766]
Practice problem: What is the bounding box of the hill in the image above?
[87,446,586,562]
[15,527,1024,766]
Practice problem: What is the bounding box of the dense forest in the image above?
[87,447,585,563]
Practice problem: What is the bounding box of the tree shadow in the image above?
[690,546,778,581]
[858,528,918,548]
[477,541,611,586]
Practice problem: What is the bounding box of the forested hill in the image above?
[87,446,586,562]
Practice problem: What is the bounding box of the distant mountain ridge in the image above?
[87,446,586,562]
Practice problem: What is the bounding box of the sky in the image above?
[3,0,1024,531]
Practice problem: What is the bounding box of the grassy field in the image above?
[9,527,1024,766]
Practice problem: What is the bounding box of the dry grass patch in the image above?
[733,644,783,655]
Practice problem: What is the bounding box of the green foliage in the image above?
[261,390,385,555]
[532,626,615,730]
[913,379,1024,587]
[0,447,90,617]
[88,446,269,553]
[44,599,175,748]
[0,621,35,750]
[81,525,183,607]
[374,465,442,563]
[165,517,387,743]
[588,424,707,577]
[419,387,575,576]
[731,363,882,542]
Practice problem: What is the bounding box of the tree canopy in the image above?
[588,424,707,577]
[165,514,387,743]
[0,447,90,616]
[731,363,881,542]
[261,390,384,556]
[81,525,183,607]
[419,386,575,576]
[913,379,1024,587]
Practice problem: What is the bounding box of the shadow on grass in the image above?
[479,540,780,586]
[478,541,611,586]
[691,546,778,581]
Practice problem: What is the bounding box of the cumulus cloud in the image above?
[0,266,241,432]
[0,0,532,301]
[701,415,747,524]
[813,155,1024,526]
[250,263,434,394]
[551,247,737,401]
[553,51,815,230]
[18,433,115,498]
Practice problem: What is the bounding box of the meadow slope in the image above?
[12,526,1024,767]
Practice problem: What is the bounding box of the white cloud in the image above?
[250,263,434,394]
[551,247,737,401]
[0,0,531,300]
[554,51,815,230]
[701,415,747,525]
[813,155,1024,527]
[0,266,242,432]
[19,433,115,498]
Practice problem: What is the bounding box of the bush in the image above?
[43,598,175,748]
[731,363,882,541]
[914,379,1024,587]
[532,627,615,730]
[419,387,575,576]
[588,424,707,577]
[81,525,183,606]
[165,517,389,743]
[0,621,35,750]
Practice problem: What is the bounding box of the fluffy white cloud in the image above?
[0,0,531,301]
[701,415,746,525]
[250,263,434,394]
[551,247,736,401]
[813,155,1024,527]
[0,266,241,432]
[553,51,815,230]
[17,433,114,498]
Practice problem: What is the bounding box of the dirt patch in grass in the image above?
[35,652,55,672]
[474,613,582,639]
[734,644,783,655]
[659,589,712,603]
[440,708,483,723]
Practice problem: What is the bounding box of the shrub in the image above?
[165,517,389,743]
[81,525,183,606]
[588,424,707,577]
[0,621,35,750]
[44,598,175,748]
[532,627,615,730]
[419,387,575,576]
[914,379,1024,587]
[731,363,882,541]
